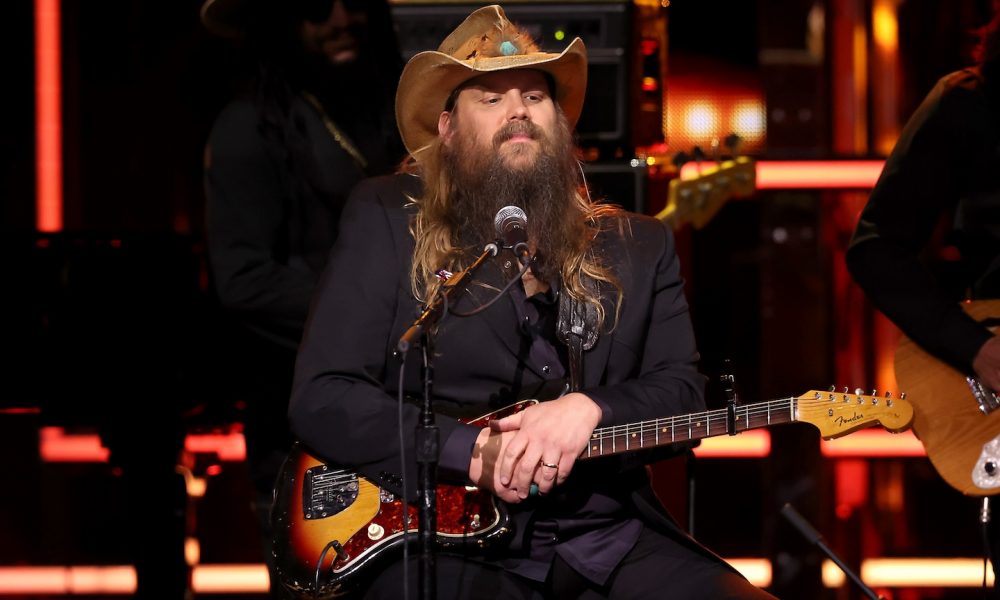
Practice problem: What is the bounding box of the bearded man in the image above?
[286,5,775,599]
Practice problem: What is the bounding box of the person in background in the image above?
[200,0,404,595]
[847,5,1000,593]
[285,5,777,598]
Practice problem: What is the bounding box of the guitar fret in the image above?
[625,423,629,450]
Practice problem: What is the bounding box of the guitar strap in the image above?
[556,282,599,392]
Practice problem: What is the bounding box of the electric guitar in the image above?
[894,299,1000,495]
[656,156,756,230]
[272,389,913,598]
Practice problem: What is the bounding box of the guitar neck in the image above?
[582,397,798,458]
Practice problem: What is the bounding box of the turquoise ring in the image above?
[529,483,539,497]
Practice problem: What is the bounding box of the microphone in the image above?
[494,206,530,263]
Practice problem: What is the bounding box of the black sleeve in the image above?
[847,74,993,371]
[204,101,317,350]
[287,178,469,498]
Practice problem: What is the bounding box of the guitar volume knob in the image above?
[368,523,385,540]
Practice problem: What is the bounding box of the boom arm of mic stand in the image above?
[781,503,883,600]
[397,243,498,354]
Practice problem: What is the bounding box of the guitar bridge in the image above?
[972,437,1000,491]
[303,465,359,520]
[968,376,1000,415]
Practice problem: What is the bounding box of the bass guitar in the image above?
[272,389,913,598]
[894,299,1000,495]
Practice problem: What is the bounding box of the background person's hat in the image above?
[395,4,587,160]
[200,0,252,38]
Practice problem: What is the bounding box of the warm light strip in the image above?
[39,427,110,463]
[680,160,885,189]
[1,559,991,592]
[820,429,925,457]
[34,0,62,232]
[40,427,925,462]
[0,565,268,594]
[693,430,770,457]
[191,564,270,593]
[184,432,247,462]
[822,560,847,587]
[727,558,772,587]
[38,428,248,462]
[861,558,995,587]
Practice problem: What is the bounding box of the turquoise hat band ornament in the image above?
[500,40,517,56]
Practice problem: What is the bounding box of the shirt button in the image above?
[542,365,551,374]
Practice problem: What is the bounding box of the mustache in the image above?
[492,120,544,148]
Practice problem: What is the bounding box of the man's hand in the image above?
[488,393,602,499]
[468,428,522,503]
[973,335,1000,393]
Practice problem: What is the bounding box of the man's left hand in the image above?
[489,392,602,498]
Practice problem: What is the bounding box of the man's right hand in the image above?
[973,335,1000,393]
[468,428,525,503]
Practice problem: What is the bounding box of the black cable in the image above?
[313,541,339,599]
[397,358,410,600]
[448,255,533,317]
[981,497,992,598]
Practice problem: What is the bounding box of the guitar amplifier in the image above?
[390,1,667,159]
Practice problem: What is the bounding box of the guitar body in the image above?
[894,300,1000,496]
[271,401,535,599]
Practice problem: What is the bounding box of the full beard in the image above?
[443,116,588,283]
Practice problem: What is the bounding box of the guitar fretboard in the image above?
[583,397,798,458]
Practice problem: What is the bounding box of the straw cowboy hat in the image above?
[396,4,588,159]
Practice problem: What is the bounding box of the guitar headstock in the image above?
[656,156,756,230]
[796,388,914,439]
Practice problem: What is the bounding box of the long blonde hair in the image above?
[402,119,625,332]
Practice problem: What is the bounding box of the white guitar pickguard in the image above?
[972,436,1000,490]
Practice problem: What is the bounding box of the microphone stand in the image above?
[396,242,498,600]
[781,503,884,600]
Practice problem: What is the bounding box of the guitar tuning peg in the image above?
[871,389,877,396]
[899,392,907,400]
[843,387,850,394]
[854,387,864,396]
[723,133,742,153]
[884,391,892,398]
[828,385,836,392]
[671,151,691,169]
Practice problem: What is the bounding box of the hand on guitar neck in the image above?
[973,335,1000,393]
[469,392,602,502]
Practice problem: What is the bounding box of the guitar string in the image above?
[586,397,902,446]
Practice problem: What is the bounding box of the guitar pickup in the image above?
[303,465,360,520]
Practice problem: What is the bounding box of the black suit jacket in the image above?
[289,173,712,549]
